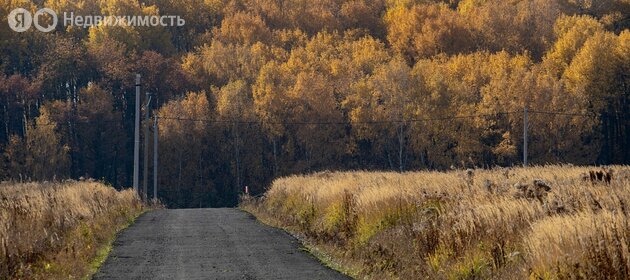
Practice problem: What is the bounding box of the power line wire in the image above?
[528,110,596,118]
[26,119,125,127]
[156,111,522,125]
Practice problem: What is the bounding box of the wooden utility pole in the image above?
[134,74,140,196]
[143,92,152,202]
[153,115,158,202]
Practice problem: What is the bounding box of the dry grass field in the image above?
[0,181,144,279]
[242,166,630,279]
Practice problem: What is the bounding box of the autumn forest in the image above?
[0,0,628,207]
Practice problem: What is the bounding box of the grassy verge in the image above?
[0,181,145,279]
[83,208,147,280]
[242,166,630,279]
[245,206,361,278]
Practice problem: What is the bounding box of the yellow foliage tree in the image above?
[25,107,70,180]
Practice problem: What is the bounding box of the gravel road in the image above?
[94,208,349,280]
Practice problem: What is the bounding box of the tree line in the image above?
[0,0,628,207]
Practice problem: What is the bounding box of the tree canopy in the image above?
[1,0,628,207]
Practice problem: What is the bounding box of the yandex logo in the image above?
[8,8,57,33]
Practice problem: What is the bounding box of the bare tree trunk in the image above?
[3,102,8,140]
[199,154,204,188]
[177,154,183,207]
[273,138,278,177]
[178,155,182,188]
[397,92,406,173]
[234,121,241,194]
[22,100,27,137]
[398,123,404,173]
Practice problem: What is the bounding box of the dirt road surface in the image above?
[94,208,349,280]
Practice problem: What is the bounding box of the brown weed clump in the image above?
[0,181,143,279]
[242,165,630,279]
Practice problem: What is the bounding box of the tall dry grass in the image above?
[0,180,143,279]
[242,166,630,279]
